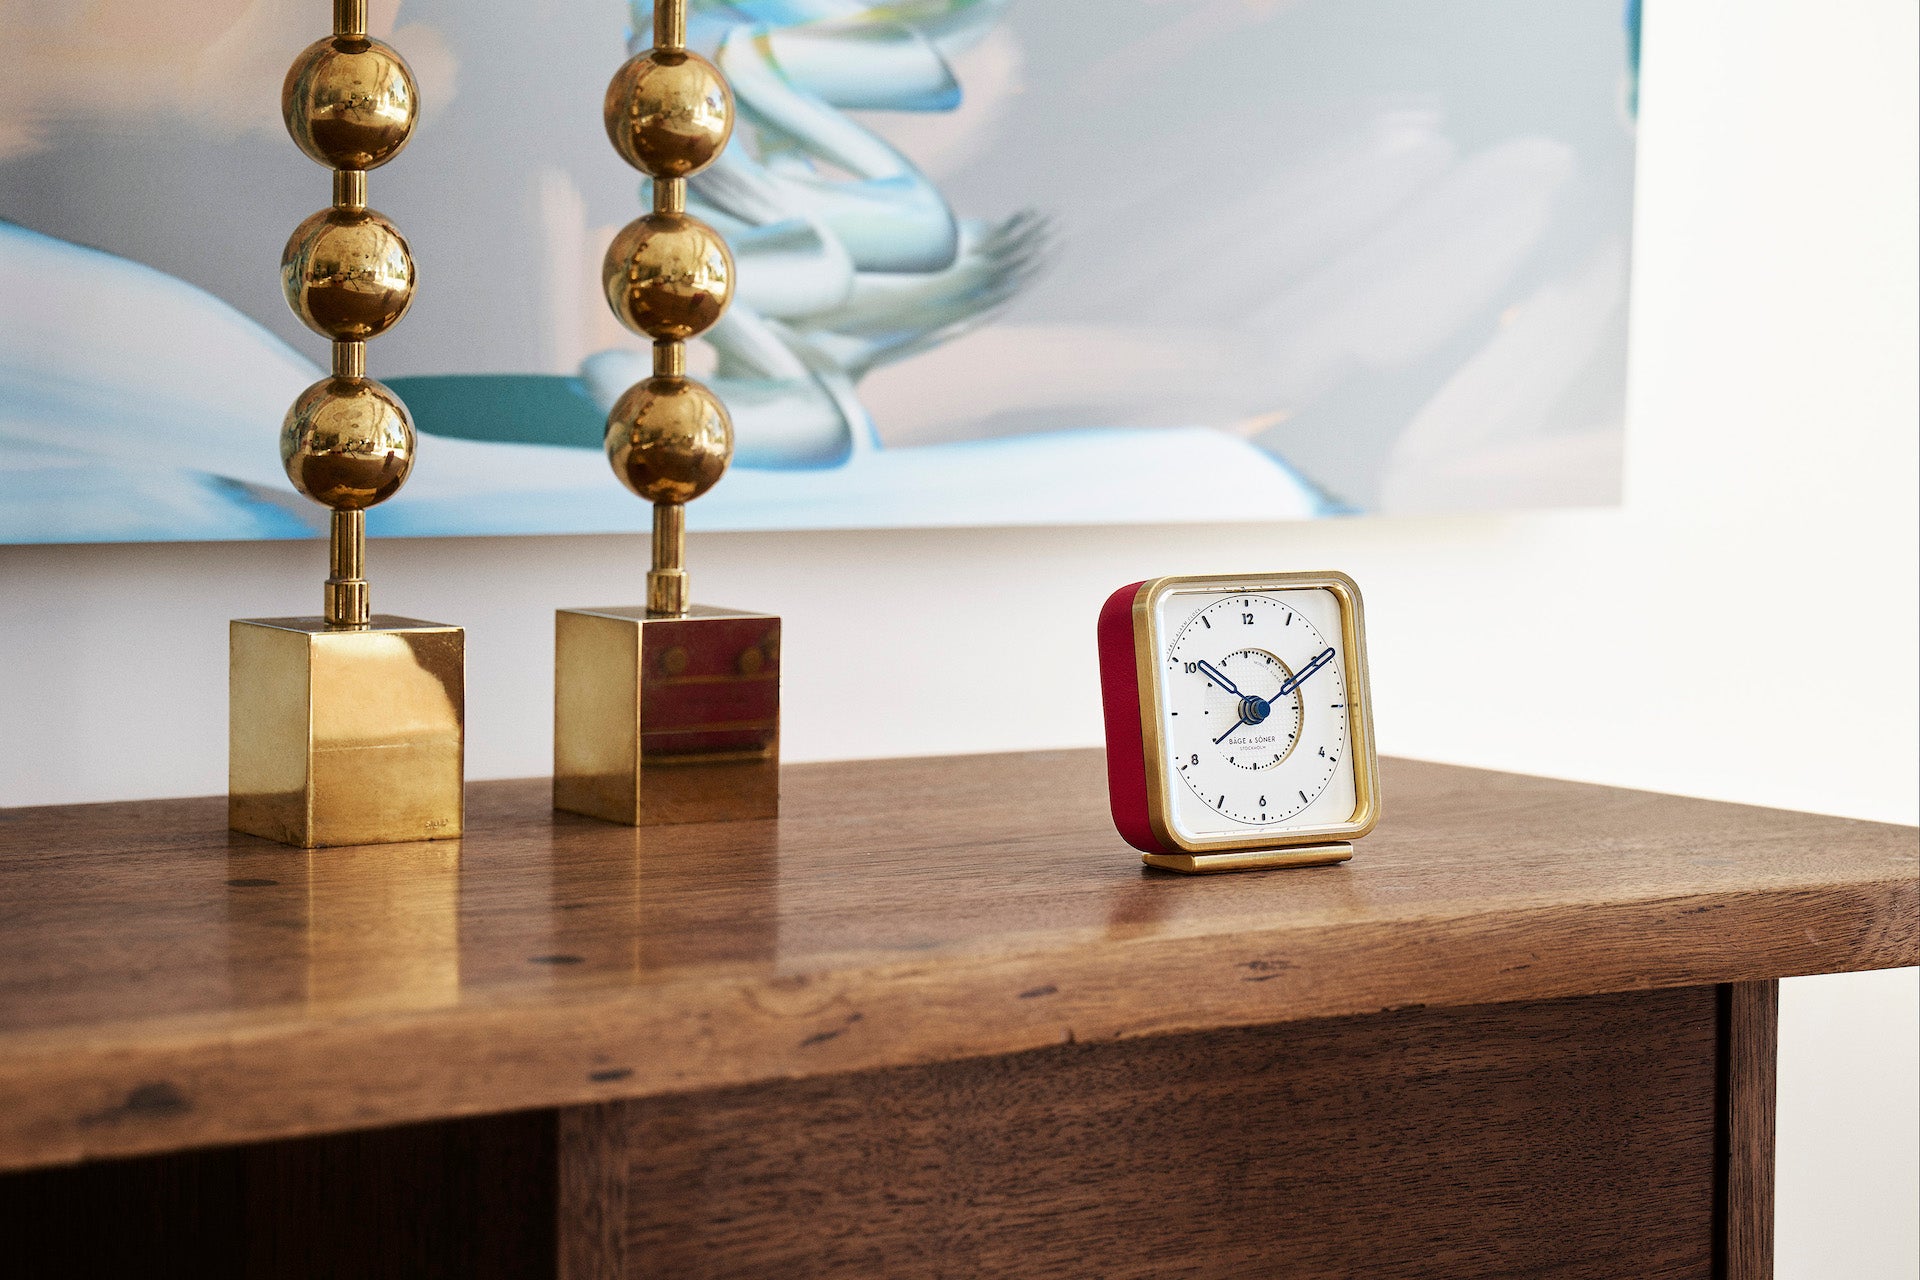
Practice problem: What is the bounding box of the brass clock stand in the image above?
[553,0,779,827]
[1140,845,1355,875]
[229,0,464,849]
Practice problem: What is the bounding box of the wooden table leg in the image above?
[1721,980,1779,1280]
[561,1102,635,1280]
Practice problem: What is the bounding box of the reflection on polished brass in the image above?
[602,212,734,341]
[226,840,459,1014]
[1142,843,1353,875]
[282,34,418,171]
[281,375,415,509]
[603,49,733,179]
[230,616,465,848]
[233,1,460,847]
[554,606,779,826]
[282,206,416,340]
[606,376,731,504]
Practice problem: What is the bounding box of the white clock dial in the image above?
[1151,588,1357,841]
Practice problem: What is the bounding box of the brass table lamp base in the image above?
[230,616,465,848]
[554,605,779,827]
[229,5,460,850]
[557,0,770,829]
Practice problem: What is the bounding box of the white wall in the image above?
[1,0,1914,1272]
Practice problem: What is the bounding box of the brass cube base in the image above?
[1142,842,1353,874]
[229,616,466,848]
[554,605,780,826]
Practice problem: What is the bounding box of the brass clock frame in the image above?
[1132,572,1380,868]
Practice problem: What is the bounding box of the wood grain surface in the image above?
[0,751,1910,1172]
[576,987,1723,1279]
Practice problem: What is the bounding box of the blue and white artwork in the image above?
[0,0,1638,543]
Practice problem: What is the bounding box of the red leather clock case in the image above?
[1097,581,1166,854]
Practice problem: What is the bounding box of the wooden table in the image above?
[0,752,1912,1278]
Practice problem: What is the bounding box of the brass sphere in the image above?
[282,35,418,171]
[605,376,732,504]
[604,49,733,179]
[603,213,733,341]
[282,376,416,510]
[282,207,415,341]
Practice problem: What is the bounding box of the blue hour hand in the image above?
[1210,671,1280,747]
[1198,659,1254,743]
[1194,659,1240,696]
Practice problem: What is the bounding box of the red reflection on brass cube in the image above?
[554,605,779,826]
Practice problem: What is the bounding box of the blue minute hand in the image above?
[1275,648,1337,698]
[1194,659,1241,695]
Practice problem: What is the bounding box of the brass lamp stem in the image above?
[601,0,729,619]
[332,169,367,210]
[332,340,365,378]
[648,501,689,616]
[652,338,684,378]
[654,0,686,52]
[333,0,367,38]
[326,509,370,627]
[645,0,689,624]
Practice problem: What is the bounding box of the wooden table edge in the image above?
[0,884,1910,1175]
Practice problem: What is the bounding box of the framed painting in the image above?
[0,0,1638,542]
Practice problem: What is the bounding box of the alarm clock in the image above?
[1098,572,1380,873]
